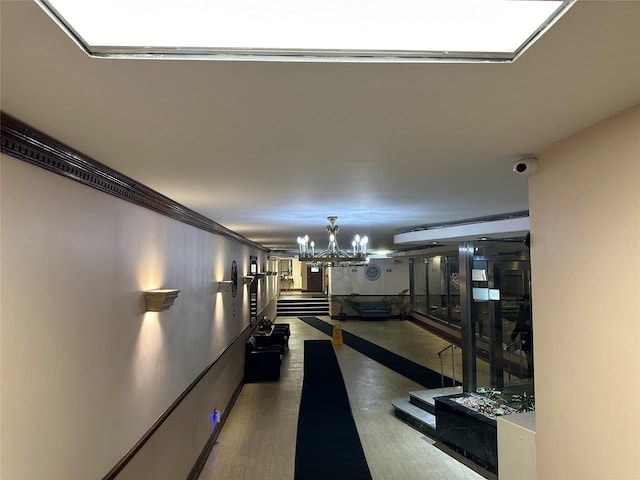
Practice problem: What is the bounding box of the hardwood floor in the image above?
[197,316,488,480]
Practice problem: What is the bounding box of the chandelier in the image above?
[297,216,370,267]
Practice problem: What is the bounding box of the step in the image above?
[277,299,329,305]
[392,386,464,438]
[279,294,327,300]
[277,297,330,317]
[277,304,329,311]
[277,302,329,308]
[409,386,463,414]
[277,312,330,317]
[278,297,327,300]
[392,397,437,437]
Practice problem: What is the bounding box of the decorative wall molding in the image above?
[99,322,253,480]
[0,112,268,252]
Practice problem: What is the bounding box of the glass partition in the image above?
[411,259,427,314]
[411,253,462,327]
[473,248,534,403]
[448,256,461,327]
[427,256,447,321]
[409,243,533,402]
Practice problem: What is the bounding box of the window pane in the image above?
[427,256,448,321]
[412,259,427,315]
[447,256,461,327]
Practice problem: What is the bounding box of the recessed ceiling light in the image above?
[36,0,574,62]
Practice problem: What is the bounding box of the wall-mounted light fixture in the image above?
[217,281,233,293]
[144,289,180,312]
[243,276,255,285]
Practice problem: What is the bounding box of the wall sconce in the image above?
[243,276,255,285]
[217,281,233,293]
[144,289,180,312]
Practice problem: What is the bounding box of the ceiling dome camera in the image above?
[513,157,538,176]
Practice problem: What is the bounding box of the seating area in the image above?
[358,301,392,319]
[244,321,290,382]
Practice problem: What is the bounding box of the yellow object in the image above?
[331,324,343,345]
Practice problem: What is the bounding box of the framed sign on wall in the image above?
[364,264,381,281]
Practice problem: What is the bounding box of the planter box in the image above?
[497,412,536,480]
[434,393,499,474]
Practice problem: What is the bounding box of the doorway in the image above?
[306,266,323,293]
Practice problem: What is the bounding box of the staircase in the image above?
[277,295,330,317]
[391,386,462,437]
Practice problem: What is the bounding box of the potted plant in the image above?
[384,289,412,319]
[332,293,360,320]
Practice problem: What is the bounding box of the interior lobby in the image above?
[2,2,639,479]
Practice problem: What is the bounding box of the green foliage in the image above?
[476,387,535,413]
[476,387,506,403]
[332,293,361,313]
[343,293,361,313]
[508,392,536,412]
[384,289,412,314]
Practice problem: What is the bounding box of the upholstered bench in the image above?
[358,301,391,319]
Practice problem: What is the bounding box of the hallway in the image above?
[197,316,488,480]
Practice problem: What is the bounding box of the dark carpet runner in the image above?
[298,316,454,389]
[294,340,372,480]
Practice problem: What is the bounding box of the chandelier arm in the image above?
[297,216,370,266]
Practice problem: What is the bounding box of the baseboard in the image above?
[186,381,244,480]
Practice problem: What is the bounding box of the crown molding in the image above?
[0,112,267,252]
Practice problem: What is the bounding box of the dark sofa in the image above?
[244,336,282,382]
[358,301,391,319]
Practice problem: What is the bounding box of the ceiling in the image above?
[1,1,639,256]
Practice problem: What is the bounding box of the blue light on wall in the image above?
[210,409,221,429]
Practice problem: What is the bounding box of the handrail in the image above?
[437,344,456,388]
[504,339,525,379]
[437,344,454,356]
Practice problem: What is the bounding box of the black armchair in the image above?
[271,323,290,349]
[272,323,290,336]
[252,331,286,354]
[244,336,282,382]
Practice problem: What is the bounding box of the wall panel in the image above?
[529,105,640,479]
[0,154,275,479]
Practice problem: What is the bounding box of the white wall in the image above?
[529,105,640,479]
[0,155,276,479]
[329,258,409,295]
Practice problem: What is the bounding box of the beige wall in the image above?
[530,105,640,479]
[0,155,276,479]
